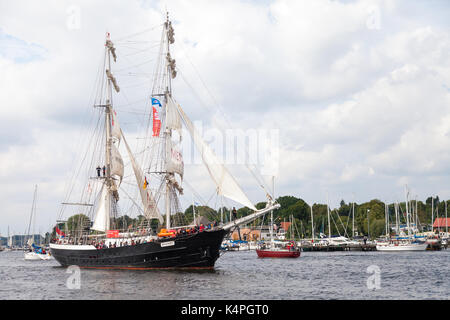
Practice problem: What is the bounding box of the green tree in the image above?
[67,214,90,234]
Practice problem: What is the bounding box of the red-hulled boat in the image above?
[256,241,301,258]
[256,208,301,258]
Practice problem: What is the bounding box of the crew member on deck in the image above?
[96,166,101,177]
[232,207,237,221]
[102,166,106,177]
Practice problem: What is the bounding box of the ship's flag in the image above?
[56,226,66,238]
[152,97,162,137]
[152,97,161,106]
[152,106,161,137]
[143,176,148,189]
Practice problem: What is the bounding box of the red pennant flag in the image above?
[152,106,161,137]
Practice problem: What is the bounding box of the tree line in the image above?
[52,195,446,240]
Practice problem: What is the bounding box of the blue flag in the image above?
[151,97,161,107]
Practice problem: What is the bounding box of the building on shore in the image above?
[433,218,450,232]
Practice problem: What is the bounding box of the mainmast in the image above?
[163,12,177,230]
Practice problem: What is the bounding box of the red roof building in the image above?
[280,222,291,232]
[432,218,450,229]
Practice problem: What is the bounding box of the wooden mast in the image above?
[164,12,172,230]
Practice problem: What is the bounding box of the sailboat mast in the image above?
[26,185,38,246]
[327,194,331,239]
[405,187,410,238]
[431,196,434,234]
[103,36,115,232]
[310,204,314,242]
[164,12,173,230]
[395,202,399,235]
[385,202,388,237]
[270,176,274,243]
[415,196,418,232]
[445,200,448,234]
[352,201,355,238]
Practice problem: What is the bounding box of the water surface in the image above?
[0,250,448,299]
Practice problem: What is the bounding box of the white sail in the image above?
[167,139,184,178]
[174,102,257,211]
[110,143,124,183]
[92,184,110,232]
[110,108,121,141]
[121,130,163,223]
[166,95,182,131]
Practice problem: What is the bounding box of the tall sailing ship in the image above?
[50,14,279,269]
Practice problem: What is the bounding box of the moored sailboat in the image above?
[256,214,300,258]
[376,187,427,251]
[24,186,52,261]
[256,178,300,258]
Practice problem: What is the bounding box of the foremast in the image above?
[91,33,122,232]
[104,36,114,231]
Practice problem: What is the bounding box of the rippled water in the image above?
[0,249,449,300]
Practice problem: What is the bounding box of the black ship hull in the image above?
[50,229,228,269]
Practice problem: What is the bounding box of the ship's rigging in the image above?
[55,13,278,240]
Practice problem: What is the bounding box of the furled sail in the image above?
[91,183,110,232]
[105,39,117,62]
[106,69,120,93]
[121,130,163,224]
[174,101,257,211]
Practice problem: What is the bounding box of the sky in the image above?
[1,0,450,236]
